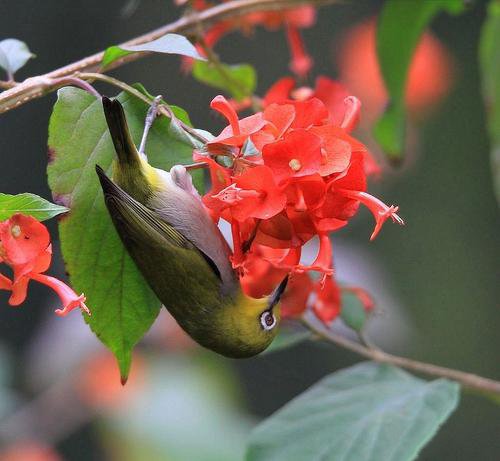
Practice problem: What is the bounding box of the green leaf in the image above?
[47,87,195,380]
[0,39,35,78]
[102,33,205,68]
[129,83,208,150]
[192,60,256,101]
[374,0,466,161]
[480,0,500,206]
[340,291,367,332]
[246,362,459,461]
[0,193,68,221]
[264,328,311,355]
[166,106,206,150]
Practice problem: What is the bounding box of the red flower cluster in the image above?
[0,214,90,316]
[195,81,403,324]
[259,76,382,177]
[182,1,315,77]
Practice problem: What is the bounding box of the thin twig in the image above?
[0,0,338,114]
[77,72,208,144]
[302,317,500,397]
[51,76,101,98]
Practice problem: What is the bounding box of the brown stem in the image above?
[302,317,500,397]
[0,80,17,90]
[0,0,338,114]
[50,76,101,98]
[184,161,209,170]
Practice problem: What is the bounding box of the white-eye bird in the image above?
[96,96,285,357]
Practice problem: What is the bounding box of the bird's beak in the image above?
[268,276,289,310]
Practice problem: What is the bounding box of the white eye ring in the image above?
[260,311,277,331]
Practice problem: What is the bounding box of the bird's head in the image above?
[208,292,281,358]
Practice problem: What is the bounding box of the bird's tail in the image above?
[102,96,140,168]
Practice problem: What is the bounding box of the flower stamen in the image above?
[10,225,21,238]
[212,184,263,205]
[289,158,302,171]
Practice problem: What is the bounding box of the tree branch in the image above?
[0,0,338,114]
[302,317,500,398]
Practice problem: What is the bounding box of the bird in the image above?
[95,96,285,358]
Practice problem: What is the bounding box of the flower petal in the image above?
[29,273,90,316]
[230,166,287,221]
[8,276,30,306]
[290,98,329,129]
[309,125,352,176]
[0,273,12,291]
[0,214,50,265]
[313,275,341,324]
[295,233,333,278]
[338,189,404,240]
[262,77,296,106]
[280,272,314,318]
[312,76,352,127]
[262,130,322,183]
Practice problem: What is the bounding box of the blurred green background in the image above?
[0,0,499,460]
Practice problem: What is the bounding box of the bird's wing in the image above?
[96,165,222,280]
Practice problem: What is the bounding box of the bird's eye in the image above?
[260,310,277,331]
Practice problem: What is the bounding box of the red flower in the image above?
[185,2,316,79]
[0,214,90,317]
[294,233,334,280]
[196,88,403,327]
[212,165,286,221]
[337,189,404,241]
[198,157,232,219]
[240,245,300,298]
[262,77,296,106]
[262,77,356,131]
[285,24,313,78]
[344,285,375,312]
[258,76,382,177]
[308,125,352,176]
[289,98,329,130]
[0,273,12,290]
[245,5,316,30]
[312,77,354,127]
[262,130,322,184]
[285,174,326,212]
[208,95,266,148]
[0,213,50,265]
[280,272,314,318]
[313,275,341,324]
[279,272,342,325]
[0,441,62,461]
[336,17,454,122]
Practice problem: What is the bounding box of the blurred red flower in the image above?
[181,1,315,77]
[0,441,62,461]
[336,17,454,123]
[77,352,144,406]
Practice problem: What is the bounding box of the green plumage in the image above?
[96,97,281,357]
